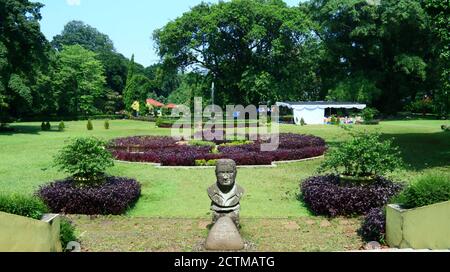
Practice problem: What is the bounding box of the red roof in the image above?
[165,103,177,109]
[146,99,164,107]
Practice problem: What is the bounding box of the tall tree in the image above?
[52,21,114,52]
[0,0,49,122]
[154,0,321,107]
[53,45,106,116]
[423,0,449,116]
[52,21,128,94]
[305,0,432,113]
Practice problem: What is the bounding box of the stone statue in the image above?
[207,159,244,227]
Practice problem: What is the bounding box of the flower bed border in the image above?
[114,155,324,169]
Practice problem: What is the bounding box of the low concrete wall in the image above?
[386,201,450,250]
[0,212,62,252]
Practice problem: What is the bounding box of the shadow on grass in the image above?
[382,131,450,171]
[0,125,63,136]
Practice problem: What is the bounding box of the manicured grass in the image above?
[67,215,362,252]
[0,120,449,219]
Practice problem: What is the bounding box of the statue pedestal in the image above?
[205,217,244,251]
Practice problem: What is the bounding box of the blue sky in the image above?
[36,0,303,67]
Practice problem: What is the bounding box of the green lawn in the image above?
[1,120,449,218]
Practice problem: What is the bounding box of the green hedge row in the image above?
[16,115,125,122]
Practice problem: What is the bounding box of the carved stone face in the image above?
[216,159,237,187]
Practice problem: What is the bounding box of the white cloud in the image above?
[66,0,81,6]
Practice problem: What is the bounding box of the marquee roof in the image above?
[276,101,367,110]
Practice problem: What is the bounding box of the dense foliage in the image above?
[53,137,114,182]
[38,177,141,215]
[60,217,77,250]
[1,0,449,123]
[301,175,403,217]
[396,174,450,209]
[0,194,49,220]
[154,0,321,107]
[319,130,402,178]
[359,208,386,243]
[110,133,326,166]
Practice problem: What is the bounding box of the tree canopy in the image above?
[154,0,322,107]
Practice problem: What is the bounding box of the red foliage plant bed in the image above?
[109,133,327,166]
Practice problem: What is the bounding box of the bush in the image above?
[442,125,450,132]
[395,174,450,209]
[60,217,77,250]
[189,140,216,147]
[41,121,51,131]
[54,137,114,182]
[279,115,294,123]
[319,130,403,178]
[0,194,49,220]
[156,117,178,128]
[37,177,141,215]
[359,208,386,243]
[87,119,93,130]
[58,121,65,131]
[300,118,306,126]
[104,120,110,130]
[301,175,403,217]
[362,107,380,123]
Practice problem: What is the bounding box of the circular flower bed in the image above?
[37,177,141,215]
[301,175,403,217]
[109,133,327,166]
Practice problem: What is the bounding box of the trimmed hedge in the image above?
[17,115,125,122]
[359,208,386,243]
[301,175,403,217]
[396,174,450,209]
[37,177,141,215]
[110,133,327,166]
[0,194,49,220]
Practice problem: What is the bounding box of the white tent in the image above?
[276,102,367,125]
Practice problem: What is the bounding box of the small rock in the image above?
[205,217,244,251]
[365,241,382,250]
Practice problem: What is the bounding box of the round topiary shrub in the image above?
[359,208,386,243]
[301,175,403,217]
[37,176,141,215]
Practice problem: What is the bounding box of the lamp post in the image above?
[211,81,215,108]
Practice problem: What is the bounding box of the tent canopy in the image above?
[276,101,367,125]
[276,101,367,111]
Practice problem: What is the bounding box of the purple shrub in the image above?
[110,133,327,166]
[359,208,386,242]
[37,177,141,215]
[301,175,403,217]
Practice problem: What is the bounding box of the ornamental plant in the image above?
[87,119,93,130]
[104,120,110,130]
[319,130,403,178]
[361,107,380,123]
[58,121,65,131]
[54,137,114,183]
[395,174,450,209]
